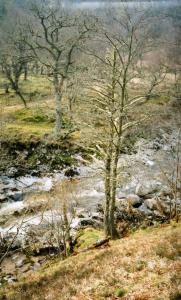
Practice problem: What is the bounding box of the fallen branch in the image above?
[74,238,110,255]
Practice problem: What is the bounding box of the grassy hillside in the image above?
[0,73,178,145]
[0,223,180,300]
[0,75,101,145]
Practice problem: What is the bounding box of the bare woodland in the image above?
[0,0,180,280]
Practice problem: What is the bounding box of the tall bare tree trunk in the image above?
[104,49,119,238]
[104,136,113,237]
[109,144,120,238]
[53,73,63,138]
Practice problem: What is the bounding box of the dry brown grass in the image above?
[0,222,180,300]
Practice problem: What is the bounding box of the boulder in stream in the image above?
[126,194,142,207]
[135,181,162,198]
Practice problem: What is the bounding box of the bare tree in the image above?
[0,25,31,108]
[88,7,151,238]
[0,57,28,108]
[146,63,168,100]
[24,2,94,138]
[47,180,77,258]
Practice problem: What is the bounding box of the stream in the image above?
[0,162,105,241]
[0,129,180,250]
[0,129,180,281]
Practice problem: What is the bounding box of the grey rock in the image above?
[38,165,49,172]
[0,194,6,203]
[122,180,138,195]
[8,192,23,202]
[91,212,103,221]
[153,210,164,217]
[116,199,129,211]
[144,199,159,210]
[138,203,153,215]
[3,275,17,283]
[80,218,95,226]
[12,253,27,268]
[126,194,142,207]
[117,191,127,199]
[76,208,89,218]
[0,176,10,184]
[32,262,41,271]
[79,217,102,227]
[6,167,18,177]
[136,181,162,198]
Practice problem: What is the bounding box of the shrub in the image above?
[115,287,128,297]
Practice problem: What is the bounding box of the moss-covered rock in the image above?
[75,228,105,251]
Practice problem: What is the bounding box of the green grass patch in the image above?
[6,123,53,138]
[115,287,128,297]
[15,107,54,123]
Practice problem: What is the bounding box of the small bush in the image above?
[115,287,128,297]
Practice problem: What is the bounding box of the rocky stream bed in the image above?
[0,128,181,283]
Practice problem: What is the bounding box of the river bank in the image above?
[0,122,180,283]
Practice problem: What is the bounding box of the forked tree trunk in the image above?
[4,68,27,108]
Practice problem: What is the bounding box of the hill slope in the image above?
[0,223,180,300]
